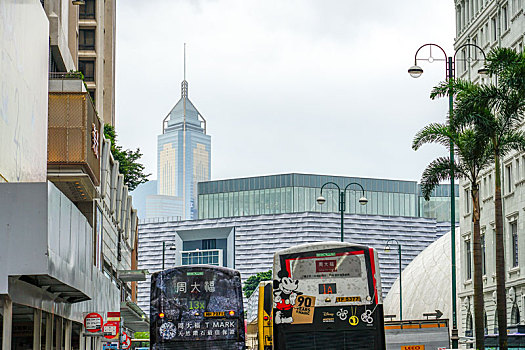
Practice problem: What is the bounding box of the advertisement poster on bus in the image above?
[150,266,245,348]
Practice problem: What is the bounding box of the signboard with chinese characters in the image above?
[150,266,245,345]
[83,313,103,333]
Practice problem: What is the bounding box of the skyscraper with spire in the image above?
[148,48,211,220]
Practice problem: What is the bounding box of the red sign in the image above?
[83,313,103,333]
[121,332,131,349]
[103,321,119,340]
[316,259,337,272]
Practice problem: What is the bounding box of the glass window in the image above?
[79,60,95,81]
[233,192,238,216]
[465,188,471,213]
[466,239,472,280]
[217,193,223,218]
[297,187,305,212]
[279,188,286,213]
[264,189,270,214]
[213,193,219,218]
[270,188,277,214]
[243,191,250,216]
[238,191,244,216]
[492,17,497,41]
[202,239,216,250]
[481,233,486,275]
[286,187,293,213]
[79,0,95,19]
[506,164,512,193]
[261,189,267,214]
[377,193,384,215]
[254,190,260,215]
[511,221,518,267]
[203,196,209,219]
[79,29,95,50]
[249,190,255,215]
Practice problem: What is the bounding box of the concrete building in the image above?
[198,173,459,222]
[0,2,146,349]
[146,74,211,220]
[76,0,116,126]
[454,0,525,341]
[136,212,450,313]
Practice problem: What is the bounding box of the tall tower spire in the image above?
[182,43,188,98]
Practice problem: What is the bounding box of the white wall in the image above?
[0,0,48,182]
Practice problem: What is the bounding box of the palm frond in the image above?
[412,123,452,150]
[420,157,462,200]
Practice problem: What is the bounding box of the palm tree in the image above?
[449,48,525,350]
[413,117,491,350]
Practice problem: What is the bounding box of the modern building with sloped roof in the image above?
[137,212,450,313]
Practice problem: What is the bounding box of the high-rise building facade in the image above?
[151,78,211,220]
[77,0,116,126]
[455,0,525,341]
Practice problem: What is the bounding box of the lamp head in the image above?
[408,65,423,78]
[316,195,326,205]
[72,0,86,5]
[384,245,391,253]
[359,196,368,205]
[478,66,489,75]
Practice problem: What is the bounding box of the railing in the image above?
[49,71,84,80]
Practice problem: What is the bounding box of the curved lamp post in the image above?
[316,182,368,242]
[385,239,402,321]
[408,42,487,347]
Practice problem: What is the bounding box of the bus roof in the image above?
[274,241,372,256]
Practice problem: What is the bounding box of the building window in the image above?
[463,48,468,71]
[492,17,497,41]
[485,22,489,43]
[202,239,216,250]
[79,60,95,81]
[503,5,509,31]
[481,233,487,275]
[506,163,513,193]
[473,36,478,59]
[466,239,472,280]
[79,0,95,19]
[466,311,473,337]
[511,221,518,267]
[88,89,95,103]
[516,158,521,181]
[79,29,95,50]
[511,303,521,325]
[181,249,221,266]
[465,188,471,213]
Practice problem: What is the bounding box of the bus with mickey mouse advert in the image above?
[150,265,246,350]
[272,242,386,349]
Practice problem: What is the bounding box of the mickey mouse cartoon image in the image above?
[273,271,302,324]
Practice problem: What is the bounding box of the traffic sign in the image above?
[121,332,131,349]
[84,313,103,333]
[103,321,119,340]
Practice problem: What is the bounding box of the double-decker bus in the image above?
[150,265,246,350]
[272,242,386,350]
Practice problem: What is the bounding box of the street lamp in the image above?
[408,42,487,348]
[385,239,402,321]
[162,241,176,270]
[316,182,368,242]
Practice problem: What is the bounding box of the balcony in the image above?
[48,72,101,203]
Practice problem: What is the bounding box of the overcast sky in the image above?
[115,0,456,183]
